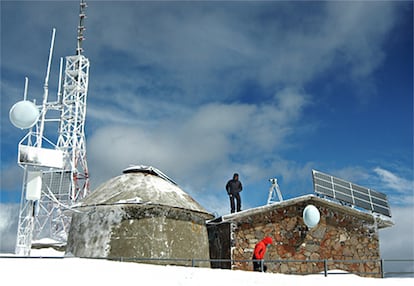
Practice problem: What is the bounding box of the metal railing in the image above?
[380,259,414,278]
[1,255,412,278]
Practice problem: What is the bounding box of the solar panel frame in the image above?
[371,190,387,201]
[315,185,334,197]
[332,177,350,188]
[334,185,352,196]
[354,198,372,211]
[312,170,392,217]
[335,192,353,205]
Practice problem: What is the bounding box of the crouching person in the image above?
[252,236,273,272]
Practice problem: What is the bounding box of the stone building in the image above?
[66,166,213,266]
[207,195,393,277]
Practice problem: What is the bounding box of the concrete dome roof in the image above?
[79,165,211,216]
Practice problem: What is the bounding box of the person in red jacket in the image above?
[252,236,273,272]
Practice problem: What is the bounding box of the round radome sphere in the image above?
[303,204,320,228]
[9,100,40,129]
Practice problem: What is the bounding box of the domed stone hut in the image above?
[66,165,213,266]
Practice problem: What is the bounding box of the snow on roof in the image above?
[77,165,212,217]
[123,165,177,185]
[210,194,393,229]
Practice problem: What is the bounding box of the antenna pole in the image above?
[37,28,56,148]
[57,57,64,103]
[23,77,29,101]
[76,0,87,55]
[44,28,56,90]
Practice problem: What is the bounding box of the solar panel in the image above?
[312,169,391,217]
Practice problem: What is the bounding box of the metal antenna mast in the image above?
[14,0,90,255]
[56,0,90,201]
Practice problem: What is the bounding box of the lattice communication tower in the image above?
[11,0,90,255]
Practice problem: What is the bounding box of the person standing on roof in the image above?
[252,236,273,272]
[225,173,242,213]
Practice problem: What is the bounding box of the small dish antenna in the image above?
[302,204,320,228]
[9,77,40,129]
[9,101,40,129]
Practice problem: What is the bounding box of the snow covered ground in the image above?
[0,251,412,286]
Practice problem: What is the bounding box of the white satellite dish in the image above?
[9,100,40,129]
[303,204,320,228]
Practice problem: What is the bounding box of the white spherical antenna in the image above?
[9,100,40,129]
[303,204,320,228]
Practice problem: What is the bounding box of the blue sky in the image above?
[0,0,413,259]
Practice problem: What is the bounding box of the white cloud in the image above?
[374,167,414,195]
[371,167,414,207]
[379,205,414,264]
[87,87,310,194]
[78,1,398,107]
[0,204,18,253]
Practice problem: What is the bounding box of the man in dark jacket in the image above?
[225,173,242,213]
[253,236,273,272]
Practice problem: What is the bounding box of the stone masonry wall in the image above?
[231,201,381,277]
